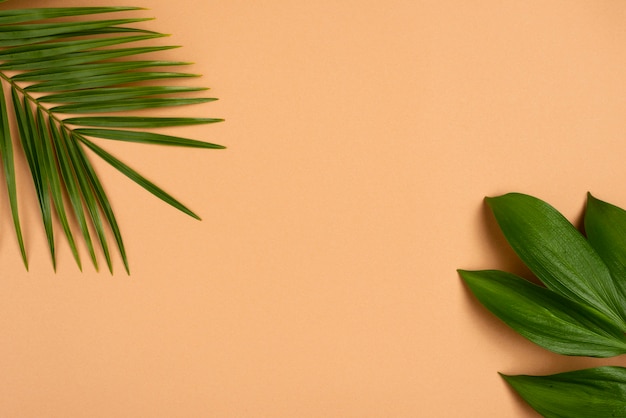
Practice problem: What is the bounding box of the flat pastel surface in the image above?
[0,1,624,416]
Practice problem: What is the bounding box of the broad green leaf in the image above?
[64,116,224,128]
[486,193,626,329]
[0,80,26,268]
[76,134,201,220]
[585,193,626,303]
[74,128,225,149]
[40,86,207,104]
[502,367,626,418]
[52,98,216,114]
[459,269,626,357]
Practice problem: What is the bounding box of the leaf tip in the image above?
[498,372,513,383]
[21,253,29,271]
[586,191,601,205]
[457,270,481,286]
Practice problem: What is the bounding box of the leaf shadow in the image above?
[479,199,538,283]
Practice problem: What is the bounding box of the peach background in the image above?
[0,0,625,416]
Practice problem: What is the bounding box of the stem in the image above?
[0,71,69,133]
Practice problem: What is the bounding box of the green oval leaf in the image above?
[502,367,626,418]
[585,193,626,305]
[486,193,626,329]
[459,269,626,357]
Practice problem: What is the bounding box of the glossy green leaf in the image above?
[486,193,626,329]
[502,367,626,418]
[585,193,626,302]
[459,269,626,357]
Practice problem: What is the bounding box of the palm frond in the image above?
[0,4,223,272]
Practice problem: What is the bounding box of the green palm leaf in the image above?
[0,4,223,272]
[0,80,26,267]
